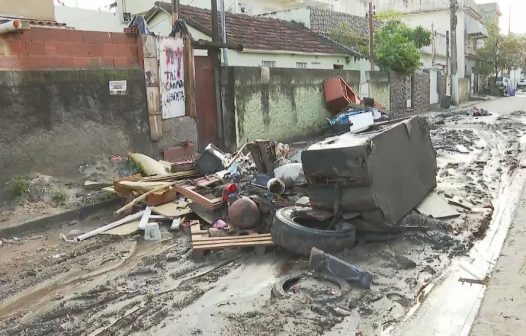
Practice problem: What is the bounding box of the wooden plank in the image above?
[146,87,161,116]
[174,184,225,210]
[142,35,157,58]
[142,170,200,181]
[144,57,159,87]
[193,240,274,251]
[193,237,274,245]
[192,233,271,241]
[151,201,193,218]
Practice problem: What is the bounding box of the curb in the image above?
[0,198,120,237]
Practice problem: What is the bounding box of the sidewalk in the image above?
[470,185,526,335]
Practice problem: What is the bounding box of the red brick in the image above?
[18,56,56,70]
[98,57,115,68]
[25,41,46,56]
[113,57,139,68]
[0,56,20,70]
[82,31,113,44]
[109,32,137,45]
[44,41,57,56]
[103,43,137,58]
[7,40,26,55]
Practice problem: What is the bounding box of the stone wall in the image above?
[390,71,430,116]
[389,72,412,117]
[412,71,430,113]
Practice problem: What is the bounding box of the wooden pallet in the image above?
[191,225,274,251]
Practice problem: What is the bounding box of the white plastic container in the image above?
[144,222,161,241]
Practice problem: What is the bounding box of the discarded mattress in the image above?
[301,116,437,230]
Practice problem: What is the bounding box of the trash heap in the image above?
[76,116,439,260]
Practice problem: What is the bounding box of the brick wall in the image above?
[0,28,140,70]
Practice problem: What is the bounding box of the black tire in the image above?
[271,206,356,256]
[271,271,349,301]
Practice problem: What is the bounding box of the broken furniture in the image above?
[323,76,361,114]
[301,116,437,231]
[190,224,273,252]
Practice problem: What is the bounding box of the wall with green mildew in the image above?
[227,67,361,146]
[367,71,390,109]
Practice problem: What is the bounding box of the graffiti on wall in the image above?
[159,37,185,119]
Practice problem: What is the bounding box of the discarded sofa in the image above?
[301,116,437,231]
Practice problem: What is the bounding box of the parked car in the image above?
[518,78,526,90]
[494,76,510,96]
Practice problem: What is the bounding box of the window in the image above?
[296,62,308,68]
[333,64,343,70]
[311,62,321,69]
[262,61,276,68]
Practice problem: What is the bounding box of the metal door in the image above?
[194,55,218,152]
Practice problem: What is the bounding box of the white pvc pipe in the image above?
[0,20,22,35]
[75,210,145,242]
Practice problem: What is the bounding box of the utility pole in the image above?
[450,0,458,105]
[171,0,179,23]
[367,0,375,70]
[220,0,228,65]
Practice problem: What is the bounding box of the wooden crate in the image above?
[191,225,274,251]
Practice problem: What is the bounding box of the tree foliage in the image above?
[375,20,431,74]
[330,22,369,57]
[478,23,526,76]
[330,19,431,75]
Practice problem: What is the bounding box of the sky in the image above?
[56,0,526,35]
[476,0,526,35]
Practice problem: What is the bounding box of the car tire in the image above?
[271,206,356,256]
[271,271,349,301]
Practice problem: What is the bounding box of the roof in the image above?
[308,7,382,38]
[145,2,359,56]
[0,16,66,28]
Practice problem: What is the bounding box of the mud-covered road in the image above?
[1,97,525,336]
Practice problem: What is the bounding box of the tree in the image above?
[478,23,526,80]
[375,20,431,74]
[330,22,369,57]
[330,19,431,74]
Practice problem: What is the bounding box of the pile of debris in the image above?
[73,115,445,264]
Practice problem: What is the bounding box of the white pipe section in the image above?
[0,20,22,35]
[75,210,145,241]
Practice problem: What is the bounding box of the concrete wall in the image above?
[0,28,196,181]
[366,71,390,108]
[459,77,470,103]
[0,0,54,20]
[54,6,125,32]
[224,67,361,146]
[0,69,156,182]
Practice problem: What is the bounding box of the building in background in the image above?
[0,0,55,20]
[375,0,488,103]
[477,2,502,27]
[54,6,125,32]
[144,3,367,70]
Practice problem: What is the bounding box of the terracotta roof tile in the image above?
[150,2,357,55]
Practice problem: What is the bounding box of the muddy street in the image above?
[1,97,526,336]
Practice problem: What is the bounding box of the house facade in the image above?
[145,3,368,71]
[114,0,367,19]
[0,0,55,20]
[375,0,490,103]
